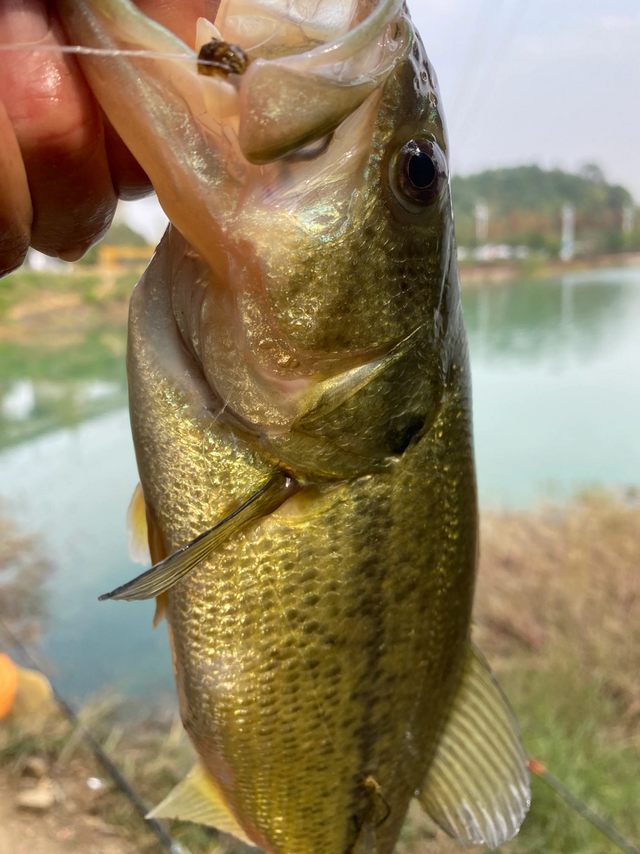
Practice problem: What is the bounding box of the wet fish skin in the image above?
[129,236,477,854]
[57,0,529,851]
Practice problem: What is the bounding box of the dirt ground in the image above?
[0,763,456,854]
[0,751,161,854]
[0,727,468,854]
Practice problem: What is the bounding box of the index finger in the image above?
[0,0,117,261]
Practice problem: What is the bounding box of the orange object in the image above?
[528,758,547,777]
[0,653,19,719]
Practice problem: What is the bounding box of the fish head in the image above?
[60,0,464,478]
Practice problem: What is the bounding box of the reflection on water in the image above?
[463,269,638,365]
[462,267,640,507]
[0,314,128,450]
[0,378,127,448]
[0,411,173,700]
[0,508,52,645]
[0,266,638,698]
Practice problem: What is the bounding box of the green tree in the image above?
[451,165,639,255]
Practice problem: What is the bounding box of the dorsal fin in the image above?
[417,643,530,849]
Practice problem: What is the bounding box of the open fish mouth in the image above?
[59,0,411,268]
[214,0,410,163]
[59,0,427,442]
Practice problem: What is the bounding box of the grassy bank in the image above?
[0,270,136,449]
[476,492,640,854]
[1,492,638,853]
[459,250,640,287]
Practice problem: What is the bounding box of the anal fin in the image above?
[417,643,530,850]
[148,762,258,847]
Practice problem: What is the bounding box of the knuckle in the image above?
[0,228,30,277]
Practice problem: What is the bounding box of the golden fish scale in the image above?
[57,0,525,847]
[131,308,476,853]
[232,65,450,360]
[264,202,447,355]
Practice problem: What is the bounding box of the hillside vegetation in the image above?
[452,165,640,256]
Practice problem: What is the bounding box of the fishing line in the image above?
[456,0,528,140]
[0,619,187,854]
[0,43,189,60]
[448,0,502,127]
[0,30,284,62]
[528,759,640,854]
[0,42,217,67]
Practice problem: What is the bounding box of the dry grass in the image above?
[473,490,640,854]
[476,489,640,731]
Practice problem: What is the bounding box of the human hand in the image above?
[0,0,215,277]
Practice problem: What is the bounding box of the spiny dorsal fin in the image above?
[148,762,257,847]
[100,471,298,602]
[418,643,530,850]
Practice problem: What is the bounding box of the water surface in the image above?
[465,268,640,506]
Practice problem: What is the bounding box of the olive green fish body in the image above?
[58,0,530,849]
[128,221,476,852]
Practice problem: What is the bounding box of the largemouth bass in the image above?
[58,0,530,851]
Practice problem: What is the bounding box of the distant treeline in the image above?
[452,164,639,256]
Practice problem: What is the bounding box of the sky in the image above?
[410,0,640,199]
[120,0,640,241]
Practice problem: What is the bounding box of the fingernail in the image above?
[0,0,50,43]
[57,244,87,262]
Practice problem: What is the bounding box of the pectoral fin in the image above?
[417,644,530,850]
[148,763,257,847]
[100,471,298,602]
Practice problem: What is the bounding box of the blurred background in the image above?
[0,1,638,853]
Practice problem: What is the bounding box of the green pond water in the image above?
[0,266,638,699]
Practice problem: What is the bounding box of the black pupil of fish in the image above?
[408,151,436,188]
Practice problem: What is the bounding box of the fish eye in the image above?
[392,140,447,209]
